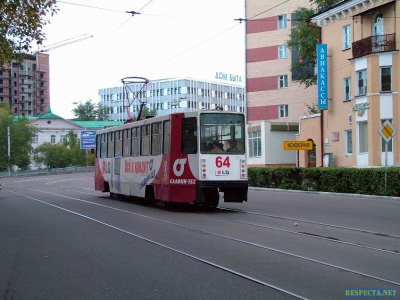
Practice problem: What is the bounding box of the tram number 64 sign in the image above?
[216,156,231,168]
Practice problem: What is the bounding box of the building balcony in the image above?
[352,33,395,59]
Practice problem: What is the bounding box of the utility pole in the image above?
[7,126,10,176]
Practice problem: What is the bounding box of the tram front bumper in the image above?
[196,181,248,203]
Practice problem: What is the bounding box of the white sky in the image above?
[40,0,246,119]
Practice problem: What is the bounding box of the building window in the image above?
[51,135,56,144]
[60,135,66,144]
[278,45,288,58]
[249,131,261,157]
[32,135,38,144]
[342,25,351,50]
[357,69,367,95]
[279,104,288,118]
[358,122,368,153]
[278,15,287,29]
[343,77,351,101]
[278,75,288,89]
[345,130,352,155]
[381,67,391,92]
[381,119,393,152]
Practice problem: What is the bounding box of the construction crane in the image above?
[38,33,93,52]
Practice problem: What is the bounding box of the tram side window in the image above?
[163,120,170,155]
[131,127,140,157]
[151,122,162,156]
[96,135,100,158]
[107,132,114,158]
[100,134,107,158]
[182,117,197,154]
[141,124,151,156]
[123,129,131,157]
[115,130,122,156]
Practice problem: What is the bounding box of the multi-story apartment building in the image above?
[298,0,399,167]
[0,53,50,117]
[245,0,318,166]
[99,77,245,121]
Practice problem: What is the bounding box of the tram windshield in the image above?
[200,113,245,154]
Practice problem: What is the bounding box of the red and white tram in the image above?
[94,110,248,208]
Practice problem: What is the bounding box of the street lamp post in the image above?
[7,126,10,176]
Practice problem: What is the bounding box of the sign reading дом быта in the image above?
[215,72,243,83]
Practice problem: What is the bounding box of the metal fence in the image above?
[0,166,95,178]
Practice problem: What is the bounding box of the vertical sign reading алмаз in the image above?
[317,44,328,110]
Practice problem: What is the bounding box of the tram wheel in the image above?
[206,188,219,209]
[144,186,155,206]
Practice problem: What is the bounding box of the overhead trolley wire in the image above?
[56,1,125,13]
[248,0,291,20]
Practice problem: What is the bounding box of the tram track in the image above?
[57,184,400,255]
[218,207,400,240]
[57,182,400,241]
[3,184,400,290]
[204,213,400,255]
[7,182,400,255]
[6,180,400,254]
[4,188,308,300]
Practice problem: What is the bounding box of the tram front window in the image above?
[200,113,245,154]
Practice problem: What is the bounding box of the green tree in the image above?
[0,106,38,170]
[287,7,319,88]
[72,100,110,121]
[72,100,97,120]
[62,130,86,166]
[34,142,69,168]
[0,0,58,67]
[34,130,88,168]
[310,0,342,12]
[133,105,157,120]
[0,101,10,109]
[286,0,342,88]
[97,103,110,121]
[305,101,319,115]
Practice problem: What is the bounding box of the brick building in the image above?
[245,0,317,166]
[0,53,50,117]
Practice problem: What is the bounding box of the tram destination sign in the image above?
[283,141,314,151]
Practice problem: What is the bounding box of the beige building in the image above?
[245,1,318,166]
[297,0,399,167]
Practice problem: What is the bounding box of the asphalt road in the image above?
[0,173,399,300]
